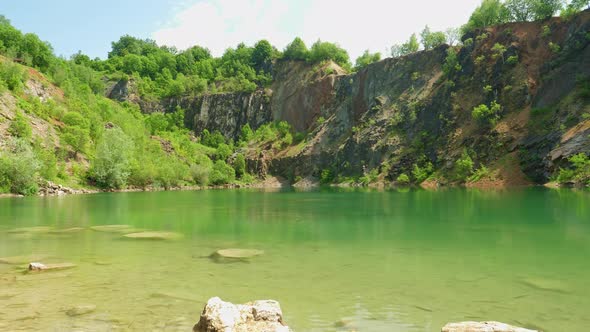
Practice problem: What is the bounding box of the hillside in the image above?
[0,9,589,196]
[111,11,590,188]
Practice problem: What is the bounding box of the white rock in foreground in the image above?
[442,321,538,332]
[193,297,291,332]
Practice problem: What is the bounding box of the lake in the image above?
[0,188,589,331]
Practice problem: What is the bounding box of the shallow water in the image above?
[0,188,589,331]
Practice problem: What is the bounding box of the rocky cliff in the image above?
[111,11,590,186]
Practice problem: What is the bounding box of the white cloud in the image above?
[153,0,481,60]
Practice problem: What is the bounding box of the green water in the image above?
[0,188,589,331]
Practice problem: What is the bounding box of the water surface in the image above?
[0,188,589,331]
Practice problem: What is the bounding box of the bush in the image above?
[548,42,560,53]
[442,48,461,76]
[215,143,233,161]
[320,169,334,185]
[468,165,490,182]
[557,153,590,186]
[232,153,246,178]
[0,138,40,195]
[412,162,433,183]
[506,55,519,65]
[396,173,410,185]
[91,127,134,189]
[472,101,501,126]
[190,163,211,186]
[0,61,28,92]
[209,160,235,185]
[454,150,474,181]
[8,110,32,139]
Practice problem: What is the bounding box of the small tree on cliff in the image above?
[283,37,309,61]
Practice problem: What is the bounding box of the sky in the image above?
[2,0,482,60]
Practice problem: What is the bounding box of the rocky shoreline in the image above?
[194,297,539,332]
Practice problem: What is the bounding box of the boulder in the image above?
[193,297,291,332]
[441,321,538,332]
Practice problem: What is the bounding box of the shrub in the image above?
[209,160,235,185]
[91,127,134,189]
[491,43,507,62]
[548,42,560,53]
[472,101,501,126]
[454,150,474,181]
[8,110,32,139]
[412,162,433,183]
[506,55,519,65]
[0,138,40,195]
[442,48,461,76]
[474,55,486,65]
[201,129,226,148]
[468,165,490,182]
[396,173,410,185]
[233,153,246,178]
[541,25,551,38]
[557,153,590,186]
[320,169,334,185]
[215,143,233,161]
[0,61,28,92]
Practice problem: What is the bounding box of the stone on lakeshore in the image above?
[66,304,97,317]
[193,297,291,332]
[210,249,264,263]
[123,231,183,240]
[441,321,538,332]
[28,262,77,272]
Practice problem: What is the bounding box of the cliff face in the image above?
[111,11,590,186]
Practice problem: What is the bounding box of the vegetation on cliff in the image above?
[1,1,589,195]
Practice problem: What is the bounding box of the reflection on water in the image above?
[0,188,589,331]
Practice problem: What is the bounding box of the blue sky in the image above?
[2,0,482,60]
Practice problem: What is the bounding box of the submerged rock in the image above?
[28,262,77,272]
[7,226,53,234]
[0,254,48,265]
[48,227,86,234]
[66,304,97,317]
[520,277,570,293]
[210,249,264,263]
[193,297,291,332]
[441,321,538,332]
[90,225,134,233]
[123,231,183,240]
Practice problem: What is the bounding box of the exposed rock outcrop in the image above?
[442,321,538,332]
[107,11,590,186]
[193,297,291,332]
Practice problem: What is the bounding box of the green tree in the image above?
[283,37,309,61]
[209,160,236,185]
[252,39,274,71]
[354,50,381,70]
[233,153,246,178]
[464,0,510,32]
[91,127,134,189]
[308,40,351,70]
[0,138,40,195]
[532,0,564,20]
[401,34,420,55]
[420,26,447,50]
[442,47,462,76]
[505,0,536,21]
